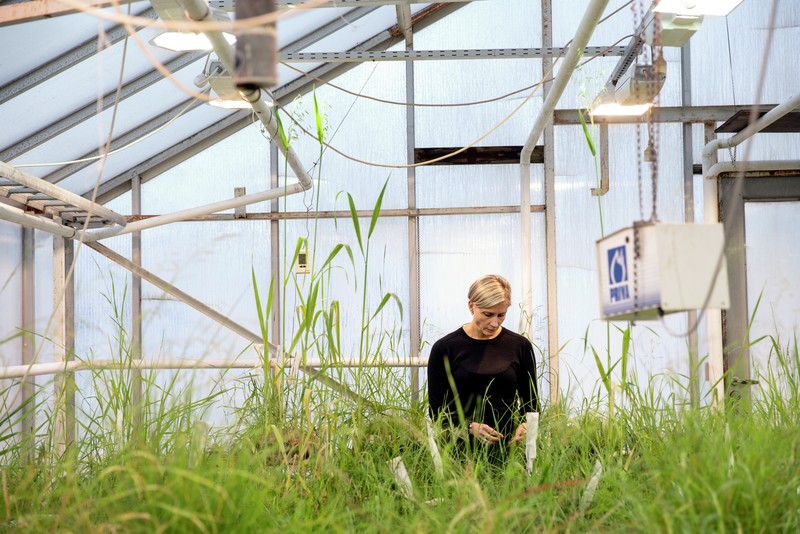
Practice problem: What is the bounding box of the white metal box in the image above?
[596,222,730,321]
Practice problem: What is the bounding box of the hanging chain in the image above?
[728,145,737,165]
[648,47,661,222]
[648,109,659,221]
[637,126,645,221]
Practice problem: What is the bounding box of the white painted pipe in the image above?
[0,160,128,227]
[519,0,608,400]
[0,357,429,379]
[0,202,76,238]
[525,411,539,475]
[519,0,610,331]
[706,160,800,180]
[177,0,313,191]
[701,92,800,407]
[80,181,305,241]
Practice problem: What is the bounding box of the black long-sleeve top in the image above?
[427,327,540,438]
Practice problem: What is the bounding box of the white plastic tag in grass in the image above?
[426,420,443,477]
[388,456,414,500]
[526,412,539,475]
[580,460,604,512]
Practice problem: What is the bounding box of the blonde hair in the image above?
[468,274,511,309]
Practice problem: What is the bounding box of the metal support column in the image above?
[270,141,281,361]
[542,0,560,406]
[703,122,724,407]
[20,226,35,456]
[681,43,699,407]
[131,174,143,434]
[52,226,75,457]
[404,27,421,406]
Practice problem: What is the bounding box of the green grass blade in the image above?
[274,107,290,150]
[313,89,324,145]
[347,193,363,254]
[251,266,268,344]
[579,108,596,157]
[368,178,389,239]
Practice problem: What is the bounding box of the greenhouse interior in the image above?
[1,0,799,530]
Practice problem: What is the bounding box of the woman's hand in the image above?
[468,422,503,444]
[511,423,527,443]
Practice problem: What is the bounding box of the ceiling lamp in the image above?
[150,30,235,52]
[591,90,653,116]
[149,0,235,52]
[653,0,745,17]
[591,57,666,117]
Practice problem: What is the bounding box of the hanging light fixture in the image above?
[149,0,235,52]
[591,57,666,117]
[150,29,236,52]
[653,0,745,17]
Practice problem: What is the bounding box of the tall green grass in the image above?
[4,352,800,532]
[3,99,800,533]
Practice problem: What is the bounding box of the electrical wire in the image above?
[14,96,206,168]
[277,33,635,109]
[273,51,560,171]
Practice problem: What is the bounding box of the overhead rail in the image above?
[281,46,626,63]
[0,160,127,232]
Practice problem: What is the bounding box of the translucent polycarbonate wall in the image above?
[745,201,800,401]
[7,0,800,430]
[0,221,22,367]
[277,49,408,213]
[0,221,23,434]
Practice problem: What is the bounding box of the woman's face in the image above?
[468,301,509,339]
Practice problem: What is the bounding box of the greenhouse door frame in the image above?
[719,171,800,404]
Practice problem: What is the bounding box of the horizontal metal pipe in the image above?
[80,181,304,241]
[0,202,76,238]
[0,160,127,227]
[702,92,800,176]
[705,160,800,180]
[0,358,429,379]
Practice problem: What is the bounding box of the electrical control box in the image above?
[596,222,730,321]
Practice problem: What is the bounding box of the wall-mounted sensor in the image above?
[296,248,310,275]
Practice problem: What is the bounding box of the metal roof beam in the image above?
[552,105,784,125]
[0,7,156,105]
[0,0,137,26]
[209,0,478,6]
[282,46,626,62]
[278,0,476,5]
[43,96,205,185]
[1,52,206,162]
[396,4,413,45]
[1,51,206,162]
[81,1,464,203]
[280,5,379,53]
[2,6,374,163]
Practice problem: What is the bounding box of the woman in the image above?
[427,274,539,456]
